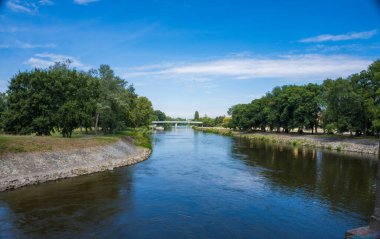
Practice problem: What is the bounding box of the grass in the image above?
[0,128,152,155]
[194,126,379,154]
[116,128,152,149]
[194,127,232,136]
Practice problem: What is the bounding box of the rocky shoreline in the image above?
[195,127,379,155]
[0,139,151,192]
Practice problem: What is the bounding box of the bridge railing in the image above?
[151,121,203,124]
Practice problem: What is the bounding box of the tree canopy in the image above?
[0,62,155,137]
[228,60,380,136]
[194,111,200,121]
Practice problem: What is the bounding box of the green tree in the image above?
[153,110,167,121]
[96,65,137,133]
[214,116,225,126]
[57,101,81,138]
[194,111,200,121]
[133,96,154,127]
[323,78,364,135]
[200,115,215,127]
[4,69,57,135]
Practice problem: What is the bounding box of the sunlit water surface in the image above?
[0,128,377,239]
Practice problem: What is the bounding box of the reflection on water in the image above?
[0,128,376,239]
[0,169,134,238]
[234,138,376,218]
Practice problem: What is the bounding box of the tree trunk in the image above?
[95,113,99,135]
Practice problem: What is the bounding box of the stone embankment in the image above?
[195,127,379,155]
[0,139,151,192]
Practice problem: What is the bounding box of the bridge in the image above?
[152,120,203,127]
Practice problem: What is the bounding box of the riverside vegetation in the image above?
[227,60,380,136]
[194,127,379,155]
[193,60,380,155]
[193,60,380,138]
[0,61,155,190]
[0,61,158,154]
[0,61,154,137]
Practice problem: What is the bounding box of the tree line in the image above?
[228,60,380,136]
[0,62,155,137]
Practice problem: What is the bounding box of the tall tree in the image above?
[153,110,167,121]
[323,78,364,135]
[133,96,154,127]
[194,111,200,121]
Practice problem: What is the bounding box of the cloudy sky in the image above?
[0,0,380,117]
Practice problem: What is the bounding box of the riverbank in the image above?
[194,127,379,155]
[0,131,152,192]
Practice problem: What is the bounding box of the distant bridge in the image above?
[152,120,203,127]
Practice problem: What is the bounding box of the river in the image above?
[0,127,377,238]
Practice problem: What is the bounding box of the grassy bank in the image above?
[115,128,152,150]
[194,127,379,155]
[0,128,152,155]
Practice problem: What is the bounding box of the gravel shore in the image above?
[0,139,151,192]
[196,127,379,155]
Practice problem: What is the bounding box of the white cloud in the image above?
[124,54,372,81]
[6,1,37,14]
[299,30,378,43]
[73,0,99,5]
[6,0,54,14]
[25,53,91,70]
[19,43,57,49]
[38,0,54,5]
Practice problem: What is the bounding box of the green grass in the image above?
[116,128,152,149]
[0,127,152,155]
[194,127,232,136]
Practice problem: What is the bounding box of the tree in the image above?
[2,62,153,137]
[4,69,57,135]
[222,117,232,128]
[214,116,225,126]
[57,101,81,138]
[153,110,166,121]
[323,78,364,135]
[133,96,154,127]
[228,104,253,130]
[194,111,200,121]
[200,115,215,127]
[96,64,138,133]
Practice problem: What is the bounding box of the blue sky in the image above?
[0,0,380,117]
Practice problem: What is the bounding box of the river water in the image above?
[0,128,377,239]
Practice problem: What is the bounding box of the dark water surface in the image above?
[0,128,377,239]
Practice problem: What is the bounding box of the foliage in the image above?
[228,60,380,136]
[152,110,166,121]
[2,62,155,137]
[118,128,152,149]
[194,111,200,121]
[133,96,154,127]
